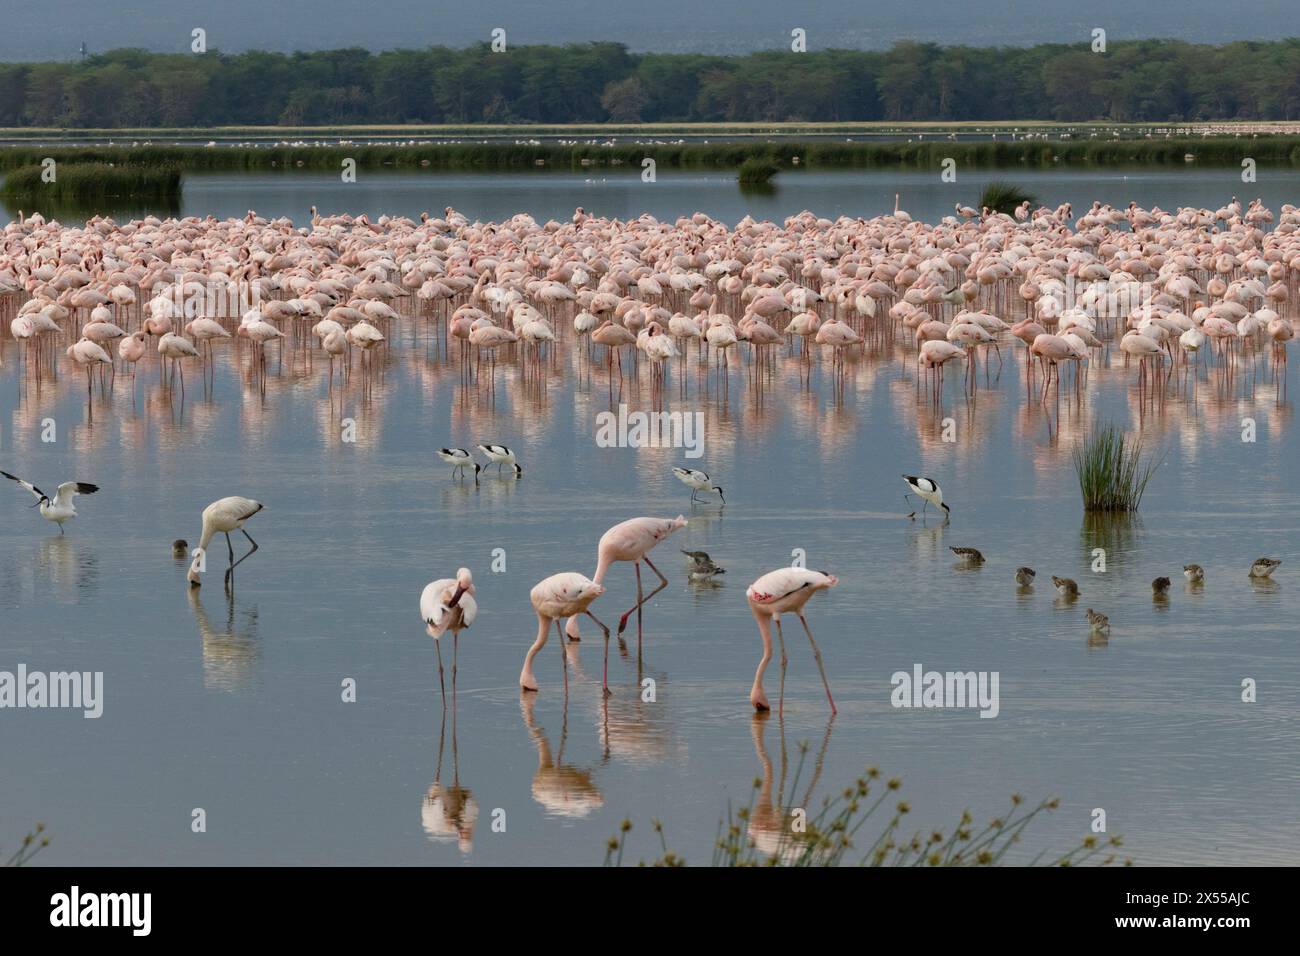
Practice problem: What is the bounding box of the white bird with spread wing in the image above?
[0,470,99,533]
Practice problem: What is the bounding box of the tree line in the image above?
[2,39,1300,128]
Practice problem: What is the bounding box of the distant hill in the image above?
[0,0,1294,61]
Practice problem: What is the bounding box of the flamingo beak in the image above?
[449,585,466,607]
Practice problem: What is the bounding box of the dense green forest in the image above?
[2,39,1300,128]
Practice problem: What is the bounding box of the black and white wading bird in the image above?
[187,496,264,591]
[902,474,949,521]
[672,467,725,504]
[439,448,481,480]
[0,471,99,533]
[477,444,522,477]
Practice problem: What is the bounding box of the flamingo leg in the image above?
[798,613,837,714]
[452,632,459,708]
[229,528,259,573]
[435,638,446,707]
[750,610,773,711]
[222,532,235,587]
[519,613,548,692]
[616,556,668,637]
[584,610,612,698]
[554,619,568,696]
[634,561,643,651]
[775,616,788,718]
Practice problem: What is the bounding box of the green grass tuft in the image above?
[1073,423,1161,513]
[979,180,1037,215]
[737,158,780,184]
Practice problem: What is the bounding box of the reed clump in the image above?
[737,158,780,184]
[1,162,181,201]
[1073,423,1160,512]
[980,180,1036,215]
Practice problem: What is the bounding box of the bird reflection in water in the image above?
[37,535,99,603]
[422,707,477,852]
[748,713,835,863]
[520,693,603,818]
[187,586,260,691]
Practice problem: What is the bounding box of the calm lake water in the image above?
[2,167,1298,866]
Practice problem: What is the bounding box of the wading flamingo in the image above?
[187,496,264,592]
[520,572,608,695]
[746,567,839,714]
[565,516,688,653]
[420,568,478,706]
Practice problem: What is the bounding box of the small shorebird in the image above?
[420,568,478,705]
[746,567,838,715]
[439,448,481,480]
[1015,567,1037,586]
[902,475,949,520]
[186,496,263,591]
[1086,609,1110,635]
[1249,558,1281,579]
[682,549,725,581]
[1183,564,1205,584]
[1052,576,1079,599]
[950,547,984,565]
[672,467,725,504]
[1152,576,1171,597]
[477,444,522,477]
[173,539,189,558]
[0,471,99,534]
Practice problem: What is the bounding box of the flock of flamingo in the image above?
[1,195,1297,715]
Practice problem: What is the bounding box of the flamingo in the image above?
[746,567,839,714]
[186,497,264,592]
[520,573,609,695]
[66,337,112,396]
[158,332,201,391]
[564,515,687,652]
[420,568,478,705]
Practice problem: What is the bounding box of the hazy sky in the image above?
[1,0,1293,60]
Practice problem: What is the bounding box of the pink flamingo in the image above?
[1029,333,1073,398]
[66,337,112,396]
[918,339,965,399]
[746,567,839,715]
[565,516,687,656]
[520,572,608,695]
[420,568,477,706]
[592,320,637,388]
